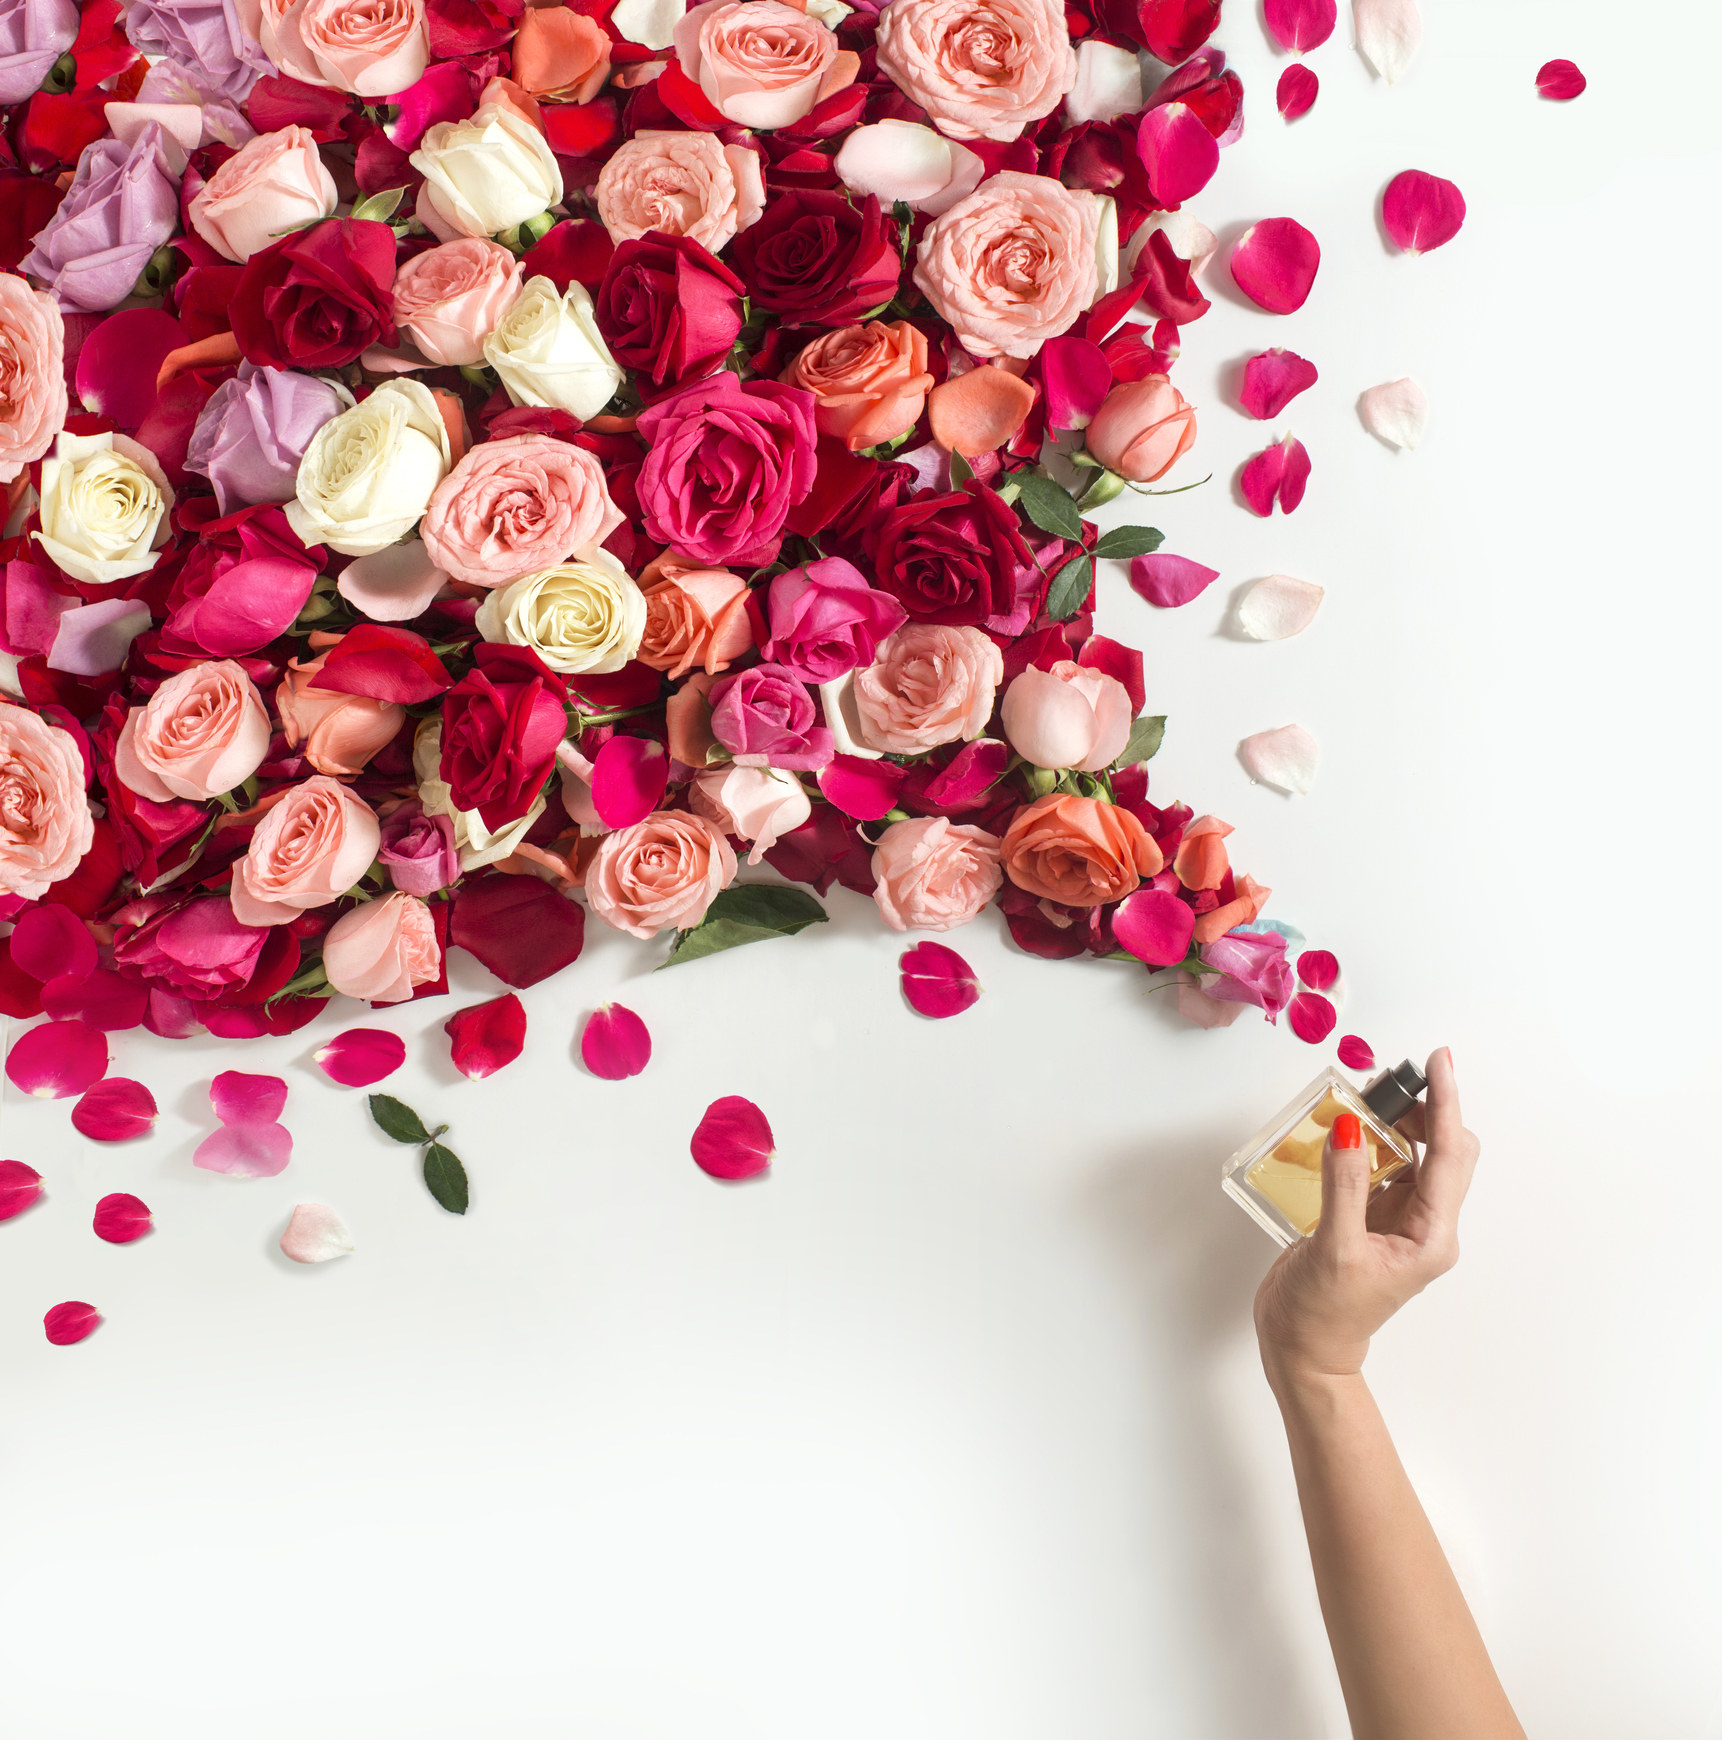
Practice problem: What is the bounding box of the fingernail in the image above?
[1333,1113,1362,1150]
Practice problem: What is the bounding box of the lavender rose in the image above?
[0,0,78,106]
[185,362,351,514]
[121,0,272,102]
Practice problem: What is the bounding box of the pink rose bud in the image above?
[1000,660,1134,772]
[321,891,442,1005]
[391,237,525,368]
[1084,376,1198,483]
[188,125,339,264]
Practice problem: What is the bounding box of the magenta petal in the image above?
[1277,63,1319,120]
[41,967,150,1030]
[1288,991,1337,1044]
[210,1069,288,1125]
[690,1094,775,1181]
[6,1019,108,1099]
[900,940,982,1018]
[92,1191,154,1243]
[71,1077,159,1142]
[1264,0,1335,51]
[0,1158,44,1221]
[1113,887,1196,967]
[10,903,98,983]
[1240,349,1319,419]
[193,1121,293,1178]
[384,59,474,149]
[580,1003,652,1080]
[74,307,184,431]
[1136,101,1220,207]
[1536,58,1585,100]
[314,1027,408,1087]
[1129,552,1220,609]
[1229,217,1321,313]
[1039,336,1112,432]
[1337,1034,1375,1070]
[144,988,202,1040]
[1382,170,1466,255]
[1296,947,1339,991]
[44,1301,102,1345]
[818,753,906,821]
[1240,440,1287,516]
[1278,437,1311,512]
[591,735,670,830]
[444,992,527,1080]
[921,738,1011,809]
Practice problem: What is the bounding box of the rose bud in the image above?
[1084,376,1198,483]
[1000,661,1134,772]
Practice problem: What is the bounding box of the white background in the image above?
[4,3,1720,1734]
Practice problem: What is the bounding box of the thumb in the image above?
[1313,1112,1371,1255]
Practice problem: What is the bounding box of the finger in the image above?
[1413,1047,1479,1225]
[1396,1103,1426,1146]
[1312,1111,1372,1258]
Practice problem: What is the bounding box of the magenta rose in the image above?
[760,556,906,684]
[1199,927,1294,1019]
[378,799,460,897]
[866,480,1038,628]
[708,663,834,772]
[594,233,745,394]
[112,896,271,1000]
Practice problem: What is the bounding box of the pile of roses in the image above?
[0,0,1302,1043]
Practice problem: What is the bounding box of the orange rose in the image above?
[511,4,612,101]
[998,793,1162,908]
[635,554,755,679]
[781,321,933,452]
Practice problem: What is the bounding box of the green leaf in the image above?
[369,1094,431,1145]
[1045,553,1094,622]
[1112,714,1167,769]
[1092,524,1165,561]
[422,1143,469,1215]
[948,448,974,486]
[1011,471,1085,542]
[661,885,829,967]
[350,186,407,223]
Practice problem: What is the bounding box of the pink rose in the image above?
[585,809,737,938]
[187,125,338,264]
[113,659,272,803]
[871,816,1003,931]
[277,652,407,777]
[322,890,441,1003]
[230,774,381,927]
[391,238,524,367]
[672,0,853,130]
[1084,376,1198,482]
[876,0,1074,142]
[760,555,906,684]
[378,799,460,896]
[419,434,623,588]
[635,553,755,680]
[0,275,68,485]
[594,129,766,255]
[689,764,810,865]
[255,0,429,96]
[914,172,1103,360]
[1000,660,1133,772]
[709,663,834,771]
[0,701,93,898]
[851,623,1003,754]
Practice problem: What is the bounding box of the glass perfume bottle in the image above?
[1221,1060,1428,1245]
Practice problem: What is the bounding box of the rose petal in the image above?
[928,365,1037,458]
[1276,62,1319,118]
[1337,1034,1376,1070]
[1129,552,1220,609]
[900,940,982,1019]
[1288,991,1338,1044]
[5,1019,108,1099]
[1240,349,1319,420]
[92,1192,153,1243]
[71,1078,158,1142]
[690,1094,775,1181]
[40,968,150,1030]
[444,992,527,1080]
[591,736,670,830]
[280,1202,355,1263]
[818,754,906,822]
[144,988,201,1039]
[9,904,98,984]
[311,624,452,704]
[1536,58,1585,101]
[1177,982,1246,1027]
[1039,336,1112,432]
[449,876,585,989]
[0,1159,44,1221]
[1382,170,1465,255]
[1354,0,1422,83]
[1358,377,1429,450]
[1113,888,1196,967]
[1297,948,1339,991]
[1066,37,1143,125]
[44,1301,102,1345]
[1239,723,1320,796]
[47,598,152,677]
[314,1028,408,1088]
[336,540,452,623]
[1265,0,1336,51]
[1237,574,1324,640]
[921,738,1012,809]
[1230,217,1321,313]
[75,308,184,431]
[1240,434,1311,516]
[580,1003,651,1080]
[0,937,44,1018]
[193,1121,294,1178]
[1136,101,1220,207]
[210,1070,287,1125]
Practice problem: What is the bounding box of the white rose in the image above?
[474,547,646,674]
[482,275,623,420]
[286,379,451,557]
[410,102,563,241]
[34,431,173,587]
[413,719,546,870]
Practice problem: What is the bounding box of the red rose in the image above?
[230,218,399,371]
[439,644,569,830]
[727,190,901,327]
[594,234,744,395]
[866,480,1038,630]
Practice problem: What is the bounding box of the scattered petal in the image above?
[1240,434,1311,516]
[690,1095,775,1182]
[314,1028,408,1088]
[1177,982,1246,1028]
[1114,888,1196,967]
[929,364,1036,457]
[193,1121,294,1178]
[44,1301,102,1345]
[281,1202,355,1264]
[444,993,527,1080]
[1230,217,1321,314]
[1130,552,1220,609]
[1136,101,1220,207]
[1382,169,1465,255]
[9,904,97,984]
[40,967,149,1030]
[1358,377,1429,449]
[1337,1034,1376,1070]
[1277,62,1319,118]
[1240,349,1319,420]
[1354,0,1421,83]
[1536,58,1585,101]
[336,539,450,622]
[1038,336,1112,432]
[71,1078,158,1142]
[210,1070,288,1125]
[1265,0,1335,52]
[1297,948,1339,991]
[0,1159,44,1221]
[1237,575,1324,640]
[5,1019,108,1099]
[590,735,669,830]
[580,1003,652,1080]
[75,308,184,430]
[1239,723,1320,795]
[92,1192,153,1243]
[900,941,982,1018]
[1288,991,1338,1044]
[818,753,906,821]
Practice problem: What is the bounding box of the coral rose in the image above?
[0,702,94,898]
[584,810,737,939]
[1084,376,1198,482]
[322,891,441,1003]
[871,816,1002,932]
[635,555,755,680]
[594,129,765,255]
[0,274,68,485]
[672,0,852,130]
[998,793,1162,908]
[277,653,408,777]
[113,660,272,803]
[187,125,338,263]
[851,623,1003,754]
[1000,660,1133,772]
[511,2,611,100]
[782,321,933,451]
[391,238,524,368]
[229,775,382,926]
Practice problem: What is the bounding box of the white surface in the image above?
[5,6,1721,1735]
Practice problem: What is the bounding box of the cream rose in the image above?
[391,238,524,368]
[0,275,68,485]
[594,130,766,254]
[688,764,810,865]
[34,430,173,587]
[474,549,647,675]
[876,0,1073,141]
[482,276,623,421]
[672,0,850,130]
[187,125,338,263]
[113,660,272,802]
[286,379,451,557]
[0,702,94,899]
[413,719,545,870]
[410,100,563,241]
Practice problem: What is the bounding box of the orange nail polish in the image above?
[1333,1113,1362,1149]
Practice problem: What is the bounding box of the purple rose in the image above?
[0,0,78,106]
[21,124,182,312]
[378,800,460,897]
[122,0,272,103]
[185,363,349,514]
[709,664,834,772]
[760,556,907,684]
[1199,928,1295,1020]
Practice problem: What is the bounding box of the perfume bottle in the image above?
[1221,1060,1428,1245]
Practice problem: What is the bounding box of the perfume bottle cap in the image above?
[1362,1058,1428,1126]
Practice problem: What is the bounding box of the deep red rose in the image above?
[727,190,901,327]
[1046,118,1160,241]
[595,234,743,394]
[866,479,1038,629]
[230,218,398,371]
[439,644,569,830]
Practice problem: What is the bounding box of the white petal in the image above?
[819,674,882,760]
[1354,0,1422,83]
[1092,195,1120,299]
[834,121,983,215]
[1358,377,1429,450]
[1239,724,1320,796]
[281,1203,354,1265]
[1125,208,1217,274]
[1065,40,1144,126]
[1237,574,1325,641]
[611,0,684,50]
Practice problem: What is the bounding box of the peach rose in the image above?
[871,815,1002,931]
[782,321,934,452]
[277,653,408,777]
[113,660,271,803]
[187,126,338,264]
[876,0,1074,142]
[322,890,440,1002]
[635,554,755,679]
[914,171,1104,360]
[998,792,1162,908]
[689,763,809,864]
[0,275,68,485]
[511,3,612,100]
[230,774,382,927]
[584,809,737,938]
[1000,660,1132,772]
[672,0,854,130]
[593,129,766,255]
[1084,375,1197,482]
[0,702,94,898]
[254,0,428,96]
[419,433,623,588]
[391,238,525,367]
[851,623,1003,754]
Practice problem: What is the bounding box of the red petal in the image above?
[44,1301,102,1345]
[145,989,202,1039]
[1129,552,1220,609]
[1239,348,1319,419]
[1263,0,1335,52]
[1382,170,1466,255]
[92,1191,153,1242]
[1536,58,1585,100]
[10,904,97,983]
[918,739,1012,810]
[1279,436,1312,512]
[40,967,149,1030]
[0,936,45,1018]
[1135,102,1219,207]
[444,992,527,1080]
[313,1028,407,1088]
[71,1077,158,1141]
[580,1003,651,1080]
[193,1122,293,1177]
[74,308,184,432]
[0,1159,44,1221]
[1229,217,1321,313]
[5,1019,108,1099]
[1288,991,1337,1044]
[900,941,982,1018]
[590,735,669,830]
[817,754,906,822]
[1077,637,1145,715]
[690,1095,775,1181]
[1112,887,1196,966]
[1337,1034,1375,1070]
[310,624,453,704]
[1296,948,1339,990]
[449,874,585,989]
[210,1070,287,1125]
[1277,64,1319,119]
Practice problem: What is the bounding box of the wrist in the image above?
[1261,1350,1369,1409]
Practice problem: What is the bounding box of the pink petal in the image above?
[1355,0,1421,83]
[336,539,451,623]
[1136,102,1220,207]
[1239,723,1319,795]
[1337,1034,1376,1070]
[210,1069,287,1125]
[921,738,1012,808]
[1129,552,1220,609]
[10,904,97,983]
[1039,336,1112,432]
[818,753,906,821]
[1358,377,1428,450]
[92,1191,153,1243]
[75,307,184,430]
[280,1202,354,1263]
[1288,991,1337,1044]
[444,993,527,1080]
[580,1003,652,1080]
[1382,170,1466,255]
[1296,948,1339,991]
[44,1301,102,1345]
[1113,888,1196,967]
[1264,0,1335,52]
[1237,574,1324,640]
[1240,434,1310,516]
[47,597,152,676]
[40,967,149,1030]
[1536,58,1585,101]
[193,1121,293,1178]
[900,941,982,1018]
[690,1095,776,1182]
[1177,982,1246,1028]
[590,735,669,830]
[1230,217,1321,313]
[314,1028,408,1088]
[1276,65,1319,118]
[1240,349,1319,419]
[5,1019,108,1099]
[145,988,201,1039]
[384,60,474,149]
[71,1077,159,1142]
[0,1158,44,1221]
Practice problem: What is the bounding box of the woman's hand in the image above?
[1254,1048,1479,1388]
